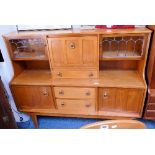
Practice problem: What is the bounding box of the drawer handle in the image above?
[86,91,91,96]
[103,92,108,98]
[69,42,75,49]
[43,91,48,96]
[59,90,64,95]
[60,102,65,106]
[85,103,91,107]
[89,72,94,77]
[57,72,62,77]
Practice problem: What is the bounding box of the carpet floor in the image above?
[17,116,155,129]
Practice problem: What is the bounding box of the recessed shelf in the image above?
[100,51,142,60]
[11,70,52,85]
[99,70,145,88]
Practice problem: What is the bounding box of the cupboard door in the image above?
[99,88,144,113]
[48,38,65,67]
[125,89,144,113]
[82,36,98,67]
[11,85,55,110]
[65,37,82,65]
[99,88,116,111]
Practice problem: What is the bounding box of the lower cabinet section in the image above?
[11,85,55,110]
[99,88,144,114]
[56,99,95,114]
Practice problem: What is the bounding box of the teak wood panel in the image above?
[54,87,96,99]
[47,36,98,68]
[99,88,144,113]
[53,69,98,79]
[56,99,95,114]
[11,85,55,110]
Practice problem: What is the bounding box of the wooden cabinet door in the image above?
[48,36,98,68]
[82,36,98,67]
[48,38,65,67]
[11,85,55,110]
[99,88,144,113]
[65,37,82,65]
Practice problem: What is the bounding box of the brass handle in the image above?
[85,103,91,107]
[69,42,75,49]
[103,92,108,98]
[60,102,65,106]
[57,72,62,77]
[59,90,64,95]
[43,91,48,96]
[89,72,94,77]
[86,91,91,96]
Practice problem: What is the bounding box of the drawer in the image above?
[145,110,155,117]
[149,96,155,103]
[54,87,96,99]
[53,69,98,79]
[56,99,95,113]
[147,103,155,110]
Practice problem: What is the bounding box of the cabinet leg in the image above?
[30,114,38,128]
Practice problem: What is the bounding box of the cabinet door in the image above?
[65,37,82,65]
[11,85,55,110]
[48,36,98,68]
[48,38,65,67]
[99,88,144,113]
[82,36,98,67]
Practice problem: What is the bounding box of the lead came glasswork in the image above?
[101,36,144,58]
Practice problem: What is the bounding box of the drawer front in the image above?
[56,99,95,113]
[147,103,155,110]
[149,96,155,103]
[54,87,96,99]
[53,70,98,79]
[145,110,155,117]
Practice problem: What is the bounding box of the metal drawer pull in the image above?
[59,90,64,95]
[86,91,91,96]
[85,103,91,107]
[89,72,94,77]
[103,92,108,98]
[57,72,62,77]
[60,102,65,106]
[69,42,75,49]
[43,91,48,96]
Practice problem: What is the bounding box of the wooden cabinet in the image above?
[3,28,151,128]
[11,85,55,110]
[48,36,98,68]
[99,88,144,113]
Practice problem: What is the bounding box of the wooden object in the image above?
[80,120,146,129]
[144,26,155,120]
[3,28,151,128]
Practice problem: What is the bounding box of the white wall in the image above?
[0,25,29,122]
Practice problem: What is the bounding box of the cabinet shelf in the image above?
[11,70,52,85]
[100,51,142,60]
[99,70,145,88]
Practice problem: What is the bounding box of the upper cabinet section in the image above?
[47,36,98,68]
[99,33,150,60]
[5,36,48,61]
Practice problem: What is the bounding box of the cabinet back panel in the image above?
[99,60,138,70]
[25,61,50,70]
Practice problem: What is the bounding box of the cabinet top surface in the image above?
[4,27,151,38]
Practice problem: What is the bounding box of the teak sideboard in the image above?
[3,28,151,128]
